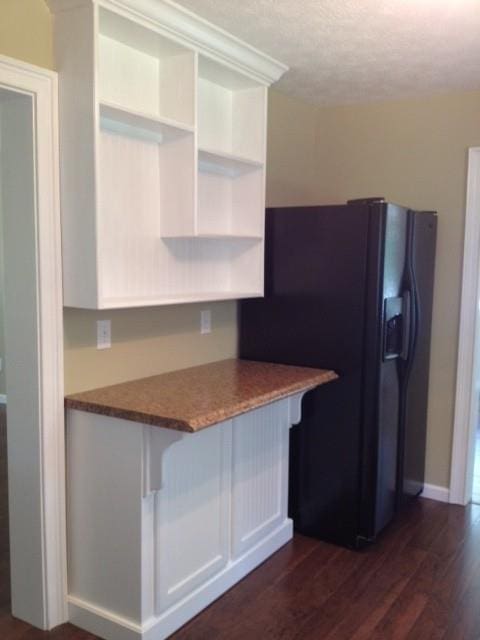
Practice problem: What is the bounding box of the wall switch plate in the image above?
[200,309,211,335]
[97,319,111,350]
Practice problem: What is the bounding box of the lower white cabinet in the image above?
[66,394,304,640]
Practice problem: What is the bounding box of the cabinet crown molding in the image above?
[46,0,288,85]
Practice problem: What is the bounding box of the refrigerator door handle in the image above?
[401,290,411,360]
[383,297,403,360]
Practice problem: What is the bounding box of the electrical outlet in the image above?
[97,319,111,350]
[200,309,211,335]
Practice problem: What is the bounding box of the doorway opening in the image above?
[450,147,480,506]
[0,55,66,631]
[0,85,38,624]
[0,403,6,614]
[0,146,5,611]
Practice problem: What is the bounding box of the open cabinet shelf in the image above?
[49,0,287,309]
[198,147,263,176]
[96,291,264,310]
[197,156,264,239]
[99,102,194,142]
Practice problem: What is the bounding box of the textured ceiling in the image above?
[175,0,480,105]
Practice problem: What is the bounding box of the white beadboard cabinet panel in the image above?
[232,86,267,163]
[67,411,145,624]
[155,422,232,612]
[197,77,232,155]
[158,135,196,235]
[100,238,263,309]
[231,400,290,558]
[97,130,162,301]
[158,51,196,128]
[230,240,264,295]
[230,168,264,238]
[49,0,286,307]
[99,35,161,117]
[197,170,231,236]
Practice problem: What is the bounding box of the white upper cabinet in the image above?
[47,0,287,309]
[97,7,196,127]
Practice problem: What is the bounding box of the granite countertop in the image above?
[65,359,338,433]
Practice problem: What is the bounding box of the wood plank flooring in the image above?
[1,403,480,638]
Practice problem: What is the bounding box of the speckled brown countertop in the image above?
[65,359,338,433]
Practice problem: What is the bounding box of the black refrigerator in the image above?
[239,198,437,548]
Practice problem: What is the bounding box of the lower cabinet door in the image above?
[155,420,232,612]
[231,400,290,558]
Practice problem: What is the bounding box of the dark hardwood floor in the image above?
[1,404,480,638]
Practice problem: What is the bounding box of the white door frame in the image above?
[450,147,480,505]
[0,55,67,628]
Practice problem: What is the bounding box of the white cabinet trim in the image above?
[48,0,288,85]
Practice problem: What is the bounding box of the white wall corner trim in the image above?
[46,0,288,86]
[421,483,451,503]
[450,147,480,506]
[0,54,67,629]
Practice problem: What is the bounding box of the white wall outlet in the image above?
[97,319,111,350]
[200,309,211,335]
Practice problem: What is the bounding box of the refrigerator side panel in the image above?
[400,212,437,501]
[288,376,361,547]
[240,206,370,372]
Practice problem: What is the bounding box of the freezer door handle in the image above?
[401,290,411,360]
[383,297,403,360]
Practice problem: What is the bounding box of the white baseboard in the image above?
[420,483,450,503]
[68,520,293,640]
[0,394,6,404]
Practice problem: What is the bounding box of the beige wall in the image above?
[0,0,238,395]
[267,90,480,487]
[2,1,477,488]
[266,91,320,206]
[64,303,237,393]
[0,0,53,70]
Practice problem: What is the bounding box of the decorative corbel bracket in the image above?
[142,425,185,497]
[288,391,308,428]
